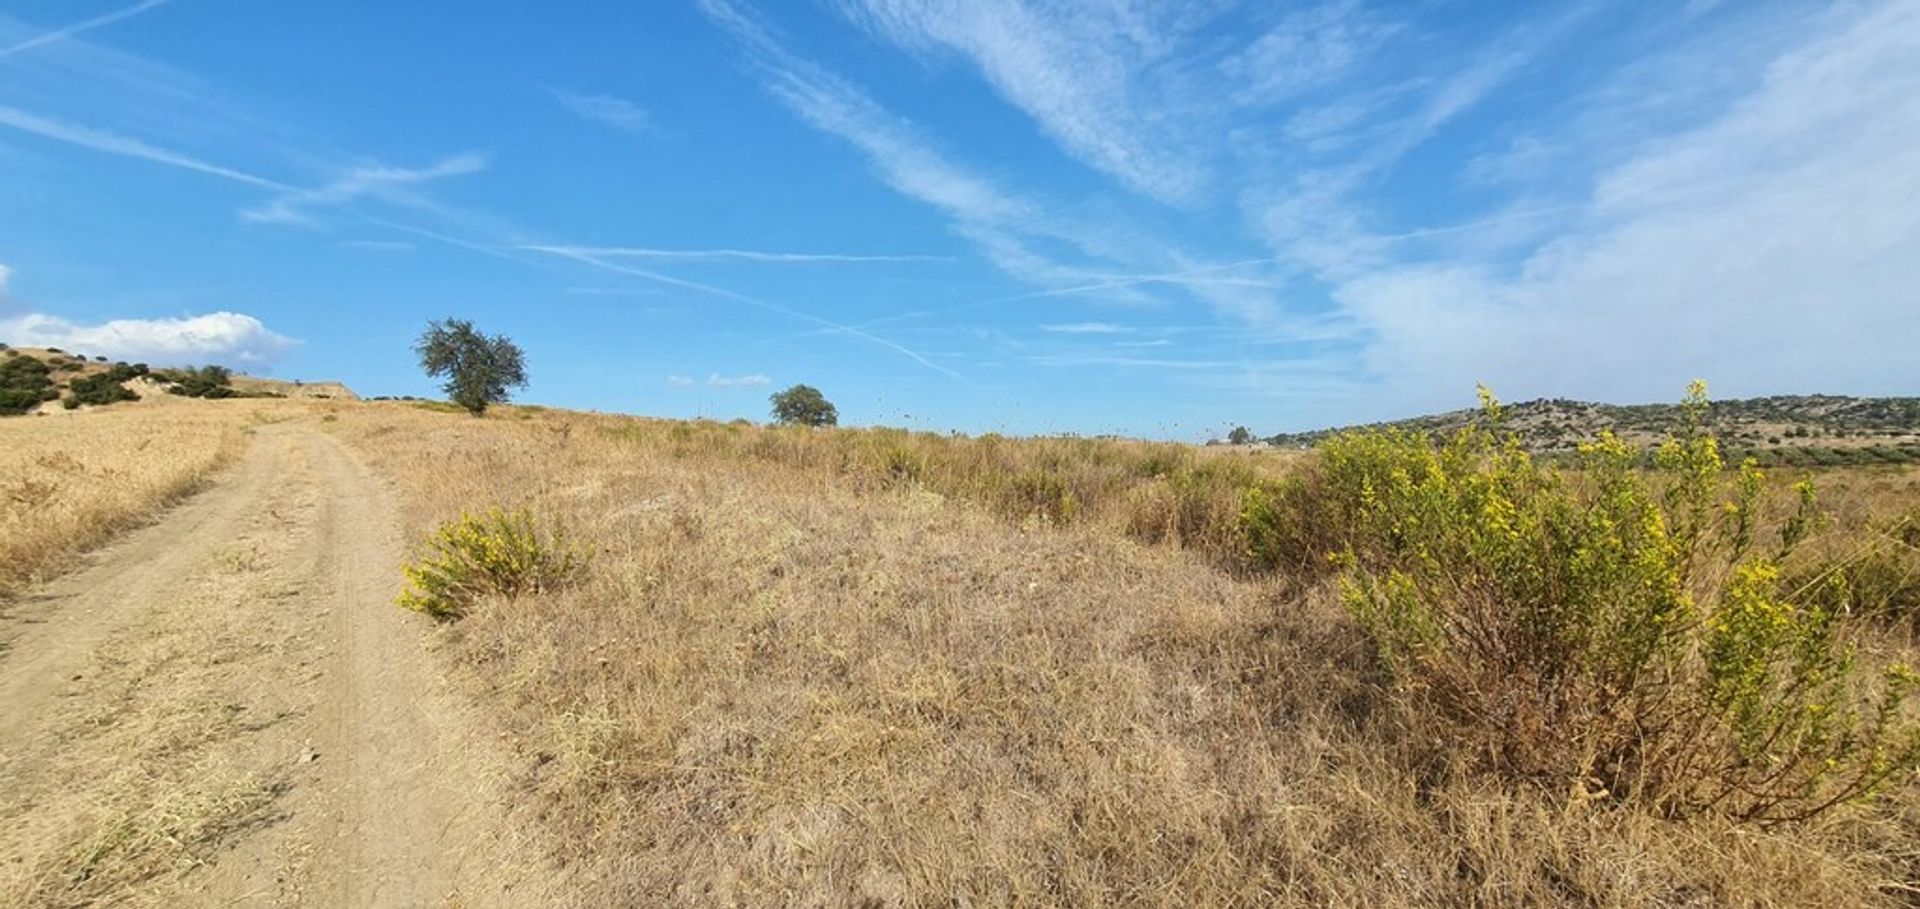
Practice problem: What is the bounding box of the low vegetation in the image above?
[0,352,58,415]
[155,364,239,399]
[63,366,143,409]
[0,348,267,415]
[1266,392,1920,460]
[397,508,584,619]
[329,386,1920,906]
[1320,386,1920,823]
[7,380,1918,904]
[0,404,271,595]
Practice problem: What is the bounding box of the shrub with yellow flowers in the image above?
[1314,382,1920,823]
[397,507,584,620]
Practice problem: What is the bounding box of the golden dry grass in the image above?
[332,403,1920,907]
[0,401,298,596]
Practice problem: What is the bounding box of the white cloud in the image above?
[707,372,772,388]
[1040,321,1131,334]
[0,263,11,299]
[0,310,297,366]
[241,152,488,226]
[667,374,696,387]
[1332,0,1920,410]
[552,90,652,132]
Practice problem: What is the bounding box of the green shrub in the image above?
[63,373,140,409]
[397,508,584,619]
[156,364,237,399]
[0,354,57,415]
[1324,384,1920,823]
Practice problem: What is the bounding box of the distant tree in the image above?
[1227,425,1254,445]
[770,384,837,427]
[414,318,527,416]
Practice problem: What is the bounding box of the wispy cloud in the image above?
[551,89,652,132]
[701,0,1029,227]
[1040,322,1131,334]
[241,153,490,226]
[535,245,947,264]
[838,0,1211,202]
[1028,354,1236,370]
[0,104,292,190]
[707,372,771,387]
[0,0,170,59]
[1220,1,1401,106]
[335,239,415,252]
[522,243,963,378]
[1328,0,1920,410]
[666,374,696,387]
[565,286,662,296]
[1244,6,1592,281]
[698,0,1284,323]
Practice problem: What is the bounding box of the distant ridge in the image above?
[0,345,355,413]
[1264,395,1920,467]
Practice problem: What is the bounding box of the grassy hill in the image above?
[0,345,354,415]
[1264,394,1920,467]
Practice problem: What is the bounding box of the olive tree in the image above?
[414,318,528,416]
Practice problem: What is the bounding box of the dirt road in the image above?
[0,421,542,907]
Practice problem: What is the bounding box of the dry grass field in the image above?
[0,400,296,597]
[5,396,1920,906]
[329,401,1920,907]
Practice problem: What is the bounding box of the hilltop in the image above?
[1262,394,1920,467]
[0,345,354,415]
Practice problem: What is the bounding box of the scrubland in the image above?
[333,397,1920,907]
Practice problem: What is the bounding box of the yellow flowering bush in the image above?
[397,508,584,619]
[1322,383,1920,822]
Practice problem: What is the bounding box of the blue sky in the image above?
[1,0,1915,438]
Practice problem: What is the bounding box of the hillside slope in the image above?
[1266,394,1920,466]
[0,345,355,413]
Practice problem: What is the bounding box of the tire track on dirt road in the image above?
[0,420,547,907]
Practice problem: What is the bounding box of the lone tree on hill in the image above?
[414,318,527,416]
[1228,425,1254,445]
[770,383,837,427]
